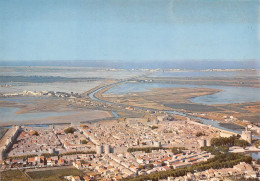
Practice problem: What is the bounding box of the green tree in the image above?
[148,164,154,169]
[254,140,260,148]
[234,139,249,148]
[256,158,260,165]
[151,126,158,130]
[80,160,86,164]
[139,165,145,170]
[81,140,87,144]
[32,131,39,136]
[196,132,205,137]
[64,127,76,134]
[211,135,249,148]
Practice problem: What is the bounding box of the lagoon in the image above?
[149,70,260,78]
[0,96,76,124]
[105,82,260,105]
[0,107,75,123]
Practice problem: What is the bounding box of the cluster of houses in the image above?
[42,91,81,98]
[1,144,213,180]
[2,90,81,99]
[0,118,259,180]
[166,162,258,181]
[7,126,96,158]
[55,127,95,152]
[8,127,64,157]
[83,118,218,152]
[1,154,90,171]
[70,150,213,180]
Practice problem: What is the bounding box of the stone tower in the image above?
[241,127,252,144]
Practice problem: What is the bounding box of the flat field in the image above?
[0,170,30,181]
[26,167,83,181]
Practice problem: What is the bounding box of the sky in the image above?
[0,0,260,62]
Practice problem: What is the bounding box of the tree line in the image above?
[211,135,249,148]
[121,152,252,181]
[41,151,96,158]
[127,147,185,154]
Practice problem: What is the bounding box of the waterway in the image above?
[90,83,260,159]
[0,96,76,123]
[250,152,260,160]
[0,94,120,124]
[1,96,51,104]
[89,85,244,134]
[0,107,75,123]
[105,82,260,105]
[0,80,258,137]
[111,111,119,118]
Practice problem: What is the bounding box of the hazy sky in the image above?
[0,0,260,62]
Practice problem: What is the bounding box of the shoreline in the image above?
[0,79,259,137]
[102,83,260,125]
[89,81,258,136]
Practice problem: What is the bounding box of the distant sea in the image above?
[0,60,259,70]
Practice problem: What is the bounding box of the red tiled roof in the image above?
[28,157,35,162]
